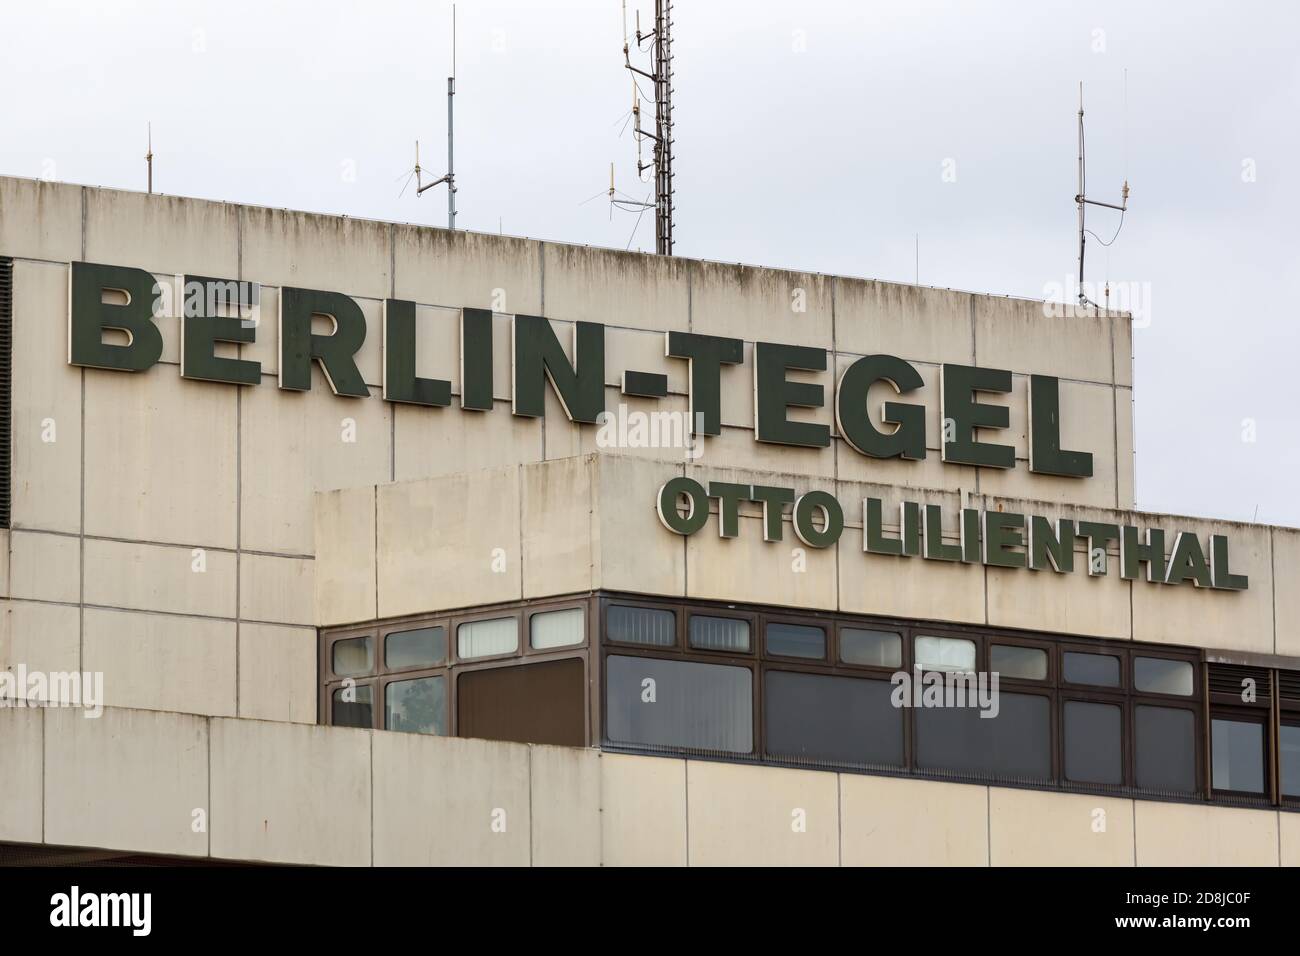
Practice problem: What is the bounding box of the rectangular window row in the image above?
[321,602,587,744]
[600,599,1300,806]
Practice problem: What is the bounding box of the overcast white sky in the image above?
[3,1,1298,525]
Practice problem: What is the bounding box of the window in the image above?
[325,594,1300,810]
[840,628,901,668]
[1135,705,1196,794]
[457,617,518,659]
[991,644,1047,680]
[765,622,825,659]
[915,692,1051,781]
[458,659,586,747]
[0,256,10,530]
[385,676,447,735]
[689,615,750,653]
[530,607,584,649]
[1211,718,1265,794]
[332,636,373,677]
[605,655,752,753]
[607,605,675,647]
[1134,657,1194,696]
[332,684,373,729]
[1063,700,1122,785]
[915,635,975,672]
[1063,651,1120,687]
[385,626,446,670]
[1282,724,1300,798]
[764,671,902,767]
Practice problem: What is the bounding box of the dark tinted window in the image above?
[331,683,372,728]
[764,671,902,767]
[605,655,752,753]
[1282,725,1300,797]
[1064,700,1122,784]
[1212,719,1265,793]
[385,676,446,735]
[766,623,825,659]
[607,605,675,647]
[839,628,901,668]
[1063,651,1120,687]
[385,626,446,670]
[689,615,750,653]
[458,659,586,747]
[991,645,1047,680]
[915,691,1051,781]
[1135,705,1196,793]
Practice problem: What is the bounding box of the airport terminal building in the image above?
[0,174,1297,866]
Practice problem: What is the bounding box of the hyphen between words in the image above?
[67,263,1244,589]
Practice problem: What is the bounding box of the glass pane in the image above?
[1064,701,1123,784]
[915,692,1050,781]
[1135,705,1196,793]
[605,655,752,753]
[385,676,446,735]
[332,636,373,678]
[689,615,750,652]
[606,605,675,647]
[915,635,975,672]
[766,623,826,659]
[1134,657,1194,696]
[764,671,902,767]
[385,626,446,669]
[530,608,584,649]
[840,628,901,668]
[991,645,1047,680]
[1212,719,1264,793]
[331,683,372,728]
[458,659,586,747]
[1063,651,1120,687]
[1282,725,1300,797]
[457,617,518,659]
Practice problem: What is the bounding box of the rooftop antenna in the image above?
[1075,81,1130,309]
[612,0,674,254]
[145,123,153,194]
[401,4,456,228]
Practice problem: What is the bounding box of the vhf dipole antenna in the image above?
[145,123,153,194]
[1075,81,1130,308]
[620,0,674,255]
[403,3,457,229]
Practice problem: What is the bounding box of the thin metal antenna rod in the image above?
[1074,81,1130,307]
[1077,83,1085,298]
[448,3,456,230]
[409,4,456,228]
[146,123,153,194]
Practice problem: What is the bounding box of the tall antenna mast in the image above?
[1075,82,1130,308]
[146,123,153,194]
[622,0,675,254]
[402,4,456,229]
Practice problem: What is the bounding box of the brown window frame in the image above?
[323,589,1300,812]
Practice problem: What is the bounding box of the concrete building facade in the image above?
[0,174,1297,865]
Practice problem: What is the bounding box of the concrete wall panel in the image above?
[83,607,236,717]
[685,760,839,866]
[839,774,988,866]
[599,752,687,866]
[45,707,208,858]
[372,732,530,866]
[989,788,1134,866]
[211,717,371,866]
